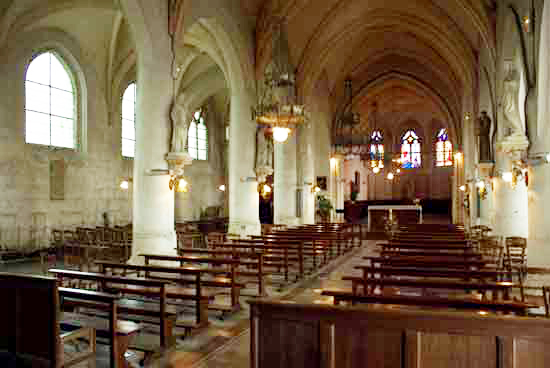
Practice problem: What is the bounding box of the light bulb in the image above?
[373,167,380,174]
[387,173,394,180]
[396,169,401,174]
[459,185,466,192]
[218,184,226,192]
[273,127,290,142]
[263,184,271,193]
[313,186,321,193]
[177,178,188,192]
[545,153,550,163]
[502,172,513,183]
[476,181,485,189]
[120,180,129,190]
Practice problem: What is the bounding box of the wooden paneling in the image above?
[250,301,550,368]
[417,333,496,368]
[259,318,319,368]
[334,324,402,368]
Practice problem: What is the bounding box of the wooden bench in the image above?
[0,273,99,368]
[95,261,215,328]
[340,275,516,300]
[364,256,490,269]
[140,253,248,310]
[321,289,538,315]
[49,269,174,350]
[59,287,139,368]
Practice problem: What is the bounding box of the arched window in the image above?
[435,128,453,167]
[122,83,136,158]
[369,130,384,169]
[401,130,421,168]
[25,51,76,148]
[188,108,208,160]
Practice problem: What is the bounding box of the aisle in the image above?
[160,241,375,368]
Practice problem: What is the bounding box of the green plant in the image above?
[350,191,358,201]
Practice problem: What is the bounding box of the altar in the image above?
[367,205,423,231]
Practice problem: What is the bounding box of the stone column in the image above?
[274,133,299,225]
[175,192,194,222]
[492,150,528,238]
[227,91,261,236]
[297,125,315,224]
[120,0,177,263]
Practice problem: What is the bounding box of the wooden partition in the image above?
[249,300,550,368]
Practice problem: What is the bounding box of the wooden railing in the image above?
[249,299,550,368]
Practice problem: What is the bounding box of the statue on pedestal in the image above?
[170,97,190,153]
[476,111,493,162]
[255,127,273,182]
[497,64,529,154]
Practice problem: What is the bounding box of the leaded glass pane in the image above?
[25,51,76,148]
[25,111,50,145]
[51,88,74,119]
[50,54,73,91]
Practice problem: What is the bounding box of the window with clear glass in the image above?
[25,51,75,148]
[401,130,421,169]
[122,83,136,158]
[435,128,453,167]
[369,130,384,169]
[188,108,208,160]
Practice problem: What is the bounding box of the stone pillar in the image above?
[476,163,495,226]
[175,192,194,222]
[120,0,177,263]
[274,134,299,225]
[297,125,315,224]
[493,150,528,238]
[227,91,261,236]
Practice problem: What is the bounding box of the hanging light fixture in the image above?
[252,17,305,143]
[332,78,363,159]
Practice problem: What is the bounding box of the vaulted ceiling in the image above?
[255,0,497,143]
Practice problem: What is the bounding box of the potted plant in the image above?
[350,191,359,202]
[317,195,333,222]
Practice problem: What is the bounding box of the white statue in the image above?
[502,66,525,138]
[170,97,190,153]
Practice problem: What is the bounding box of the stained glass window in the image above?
[122,83,136,158]
[188,109,208,160]
[25,51,75,148]
[401,130,421,168]
[435,128,453,167]
[369,130,384,169]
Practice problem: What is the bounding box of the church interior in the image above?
[3,0,550,367]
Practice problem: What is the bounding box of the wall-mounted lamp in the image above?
[373,167,381,174]
[502,172,513,183]
[175,178,189,193]
[459,185,467,192]
[523,15,531,33]
[218,184,226,192]
[312,186,321,194]
[273,127,291,143]
[387,172,394,180]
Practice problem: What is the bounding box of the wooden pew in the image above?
[0,273,100,368]
[94,261,214,330]
[140,253,247,311]
[364,256,490,269]
[49,269,174,350]
[59,287,139,368]
[320,289,537,315]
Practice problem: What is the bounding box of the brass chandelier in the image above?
[332,78,364,158]
[252,18,305,143]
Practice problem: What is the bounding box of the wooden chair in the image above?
[504,236,527,280]
[479,235,504,269]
